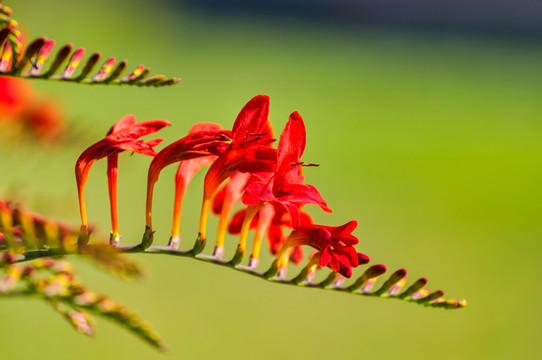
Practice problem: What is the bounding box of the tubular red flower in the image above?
[276,221,363,278]
[198,95,276,239]
[75,114,170,236]
[242,111,331,229]
[145,124,230,230]
[169,123,225,247]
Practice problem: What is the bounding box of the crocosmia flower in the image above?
[276,221,364,278]
[75,114,170,242]
[242,111,331,230]
[145,124,230,235]
[197,95,276,243]
[169,123,227,248]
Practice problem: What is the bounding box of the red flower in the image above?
[276,221,365,278]
[75,115,170,240]
[169,123,226,247]
[145,123,230,233]
[242,111,331,230]
[197,95,276,242]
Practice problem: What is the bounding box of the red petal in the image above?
[289,246,304,264]
[277,111,306,174]
[115,139,157,156]
[275,183,331,214]
[281,201,302,229]
[144,138,164,148]
[319,248,332,267]
[228,208,258,234]
[228,209,246,234]
[267,223,284,254]
[110,119,171,139]
[242,174,275,206]
[231,95,270,143]
[107,114,136,135]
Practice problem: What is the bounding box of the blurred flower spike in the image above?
[75,114,170,245]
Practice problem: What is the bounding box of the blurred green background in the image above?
[1,0,541,359]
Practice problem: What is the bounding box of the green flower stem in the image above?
[12,243,465,310]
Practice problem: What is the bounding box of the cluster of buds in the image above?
[77,95,371,280]
[0,14,180,88]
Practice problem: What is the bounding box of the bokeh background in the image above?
[1,0,541,359]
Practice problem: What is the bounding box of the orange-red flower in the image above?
[276,221,365,278]
[242,111,331,229]
[75,115,170,241]
[169,123,228,247]
[225,110,330,265]
[144,123,230,235]
[197,95,276,243]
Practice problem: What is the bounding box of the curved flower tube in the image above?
[143,125,230,248]
[169,123,224,248]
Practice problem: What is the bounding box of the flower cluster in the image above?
[77,95,368,278]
